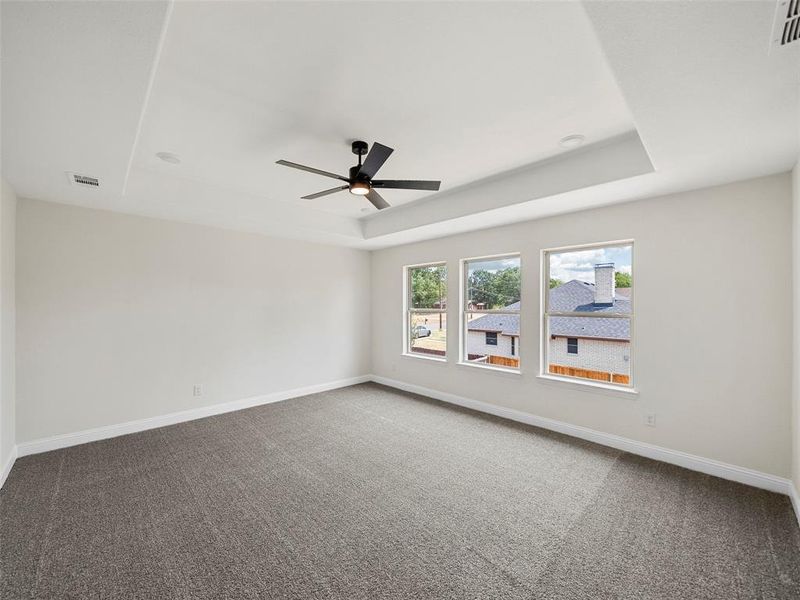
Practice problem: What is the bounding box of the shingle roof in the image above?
[549,316,630,340]
[465,283,631,340]
[548,280,631,314]
[466,302,520,335]
[548,280,630,340]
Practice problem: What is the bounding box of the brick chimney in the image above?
[594,263,615,306]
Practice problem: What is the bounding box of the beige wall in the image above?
[16,199,371,443]
[0,180,16,471]
[372,174,793,477]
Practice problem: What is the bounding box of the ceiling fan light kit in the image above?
[276,140,441,210]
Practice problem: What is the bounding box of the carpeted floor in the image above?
[2,383,799,599]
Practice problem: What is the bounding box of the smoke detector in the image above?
[65,172,100,188]
[559,134,585,149]
[771,0,800,49]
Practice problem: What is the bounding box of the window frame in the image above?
[404,261,448,362]
[460,253,522,373]
[541,240,635,390]
[485,331,498,346]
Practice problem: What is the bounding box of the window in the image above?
[462,254,521,370]
[405,263,447,359]
[543,241,633,387]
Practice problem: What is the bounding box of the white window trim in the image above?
[403,261,448,362]
[536,374,639,397]
[540,240,636,391]
[459,253,521,373]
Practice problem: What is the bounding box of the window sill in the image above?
[536,374,639,397]
[402,352,447,364]
[457,361,522,377]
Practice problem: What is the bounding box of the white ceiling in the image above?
[2,1,798,249]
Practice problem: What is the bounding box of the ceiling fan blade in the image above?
[371,180,441,191]
[366,189,390,210]
[276,160,349,182]
[357,142,393,179]
[301,185,349,200]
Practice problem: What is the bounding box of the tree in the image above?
[468,266,520,309]
[615,271,632,288]
[493,266,521,307]
[411,266,445,308]
[467,269,495,307]
[549,278,563,289]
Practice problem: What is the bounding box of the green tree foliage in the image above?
[493,267,521,307]
[468,270,495,307]
[411,266,446,308]
[468,266,521,309]
[615,271,632,288]
[549,278,563,289]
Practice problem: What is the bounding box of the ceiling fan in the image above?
[276,140,441,210]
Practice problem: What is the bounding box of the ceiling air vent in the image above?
[772,0,800,48]
[66,172,100,188]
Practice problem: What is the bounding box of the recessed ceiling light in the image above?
[156,151,181,164]
[559,135,585,149]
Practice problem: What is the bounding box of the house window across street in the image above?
[543,241,633,387]
[405,263,447,359]
[462,254,521,371]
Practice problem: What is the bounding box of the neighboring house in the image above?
[466,263,631,382]
[466,301,520,368]
[548,263,630,383]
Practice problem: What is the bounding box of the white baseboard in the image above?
[0,445,18,490]
[370,375,794,497]
[16,375,370,458]
[790,483,800,528]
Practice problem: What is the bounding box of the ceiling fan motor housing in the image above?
[349,165,368,182]
[351,140,369,156]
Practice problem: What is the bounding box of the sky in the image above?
[549,245,632,283]
[467,257,520,273]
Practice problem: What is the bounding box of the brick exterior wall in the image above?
[548,336,630,376]
[467,331,518,360]
[466,330,629,377]
[594,264,615,305]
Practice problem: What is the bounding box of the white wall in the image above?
[793,160,800,491]
[0,179,17,474]
[16,199,371,444]
[372,174,792,477]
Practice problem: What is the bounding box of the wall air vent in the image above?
[772,0,800,48]
[65,172,100,188]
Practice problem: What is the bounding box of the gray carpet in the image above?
[2,383,799,599]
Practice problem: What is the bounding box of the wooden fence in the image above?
[411,347,446,357]
[549,364,629,385]
[488,355,520,368]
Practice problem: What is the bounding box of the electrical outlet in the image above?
[193,384,202,397]
[644,413,656,427]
